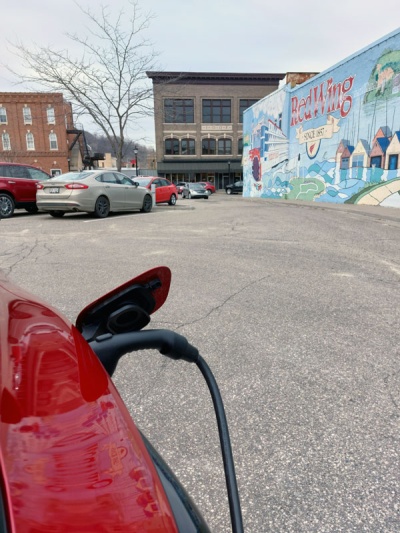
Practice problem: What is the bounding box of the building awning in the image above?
[157,160,243,173]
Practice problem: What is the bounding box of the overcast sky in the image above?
[1,0,399,146]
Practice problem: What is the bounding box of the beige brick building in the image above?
[0,92,85,176]
[147,72,286,189]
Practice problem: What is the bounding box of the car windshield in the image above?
[191,183,203,190]
[135,178,152,187]
[51,171,95,181]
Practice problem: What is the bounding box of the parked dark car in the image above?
[225,180,243,195]
[0,162,51,218]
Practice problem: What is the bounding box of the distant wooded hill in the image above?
[84,132,154,167]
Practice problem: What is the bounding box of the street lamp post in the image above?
[134,146,139,176]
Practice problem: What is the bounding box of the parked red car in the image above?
[132,177,178,206]
[0,268,212,532]
[199,182,216,194]
[0,162,51,218]
[175,182,189,194]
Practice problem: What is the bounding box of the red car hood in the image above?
[0,273,178,532]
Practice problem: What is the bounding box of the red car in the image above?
[175,182,189,194]
[133,177,178,206]
[0,162,51,218]
[199,182,216,194]
[0,267,211,532]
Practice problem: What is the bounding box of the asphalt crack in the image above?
[383,371,400,411]
[156,275,270,330]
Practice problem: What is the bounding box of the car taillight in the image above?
[65,183,89,189]
[36,183,44,189]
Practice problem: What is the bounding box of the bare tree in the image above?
[9,1,158,170]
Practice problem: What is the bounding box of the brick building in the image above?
[0,92,86,176]
[146,71,287,189]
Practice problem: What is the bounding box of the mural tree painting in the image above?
[364,50,400,104]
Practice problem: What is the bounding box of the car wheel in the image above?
[169,194,177,206]
[0,193,15,218]
[204,196,209,200]
[94,196,110,218]
[25,205,39,214]
[226,188,232,194]
[49,211,65,218]
[141,194,153,213]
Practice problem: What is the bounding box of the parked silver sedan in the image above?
[181,182,209,200]
[36,170,153,218]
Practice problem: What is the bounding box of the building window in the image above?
[341,157,349,170]
[0,107,7,124]
[165,138,179,155]
[352,154,364,168]
[370,155,382,168]
[164,99,194,123]
[49,132,58,150]
[238,138,243,155]
[26,132,35,150]
[23,106,32,124]
[202,138,216,155]
[202,99,231,123]
[47,107,55,124]
[2,132,11,150]
[239,99,258,123]
[181,138,195,155]
[218,138,232,155]
[388,154,398,170]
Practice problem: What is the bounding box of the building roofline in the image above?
[0,91,65,96]
[146,71,286,86]
[0,92,67,102]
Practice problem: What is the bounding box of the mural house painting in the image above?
[242,28,400,207]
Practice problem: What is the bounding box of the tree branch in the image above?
[7,0,159,170]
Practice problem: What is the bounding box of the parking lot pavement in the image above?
[1,195,400,532]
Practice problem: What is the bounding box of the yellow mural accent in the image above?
[296,115,340,144]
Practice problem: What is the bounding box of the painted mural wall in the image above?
[243,29,400,207]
